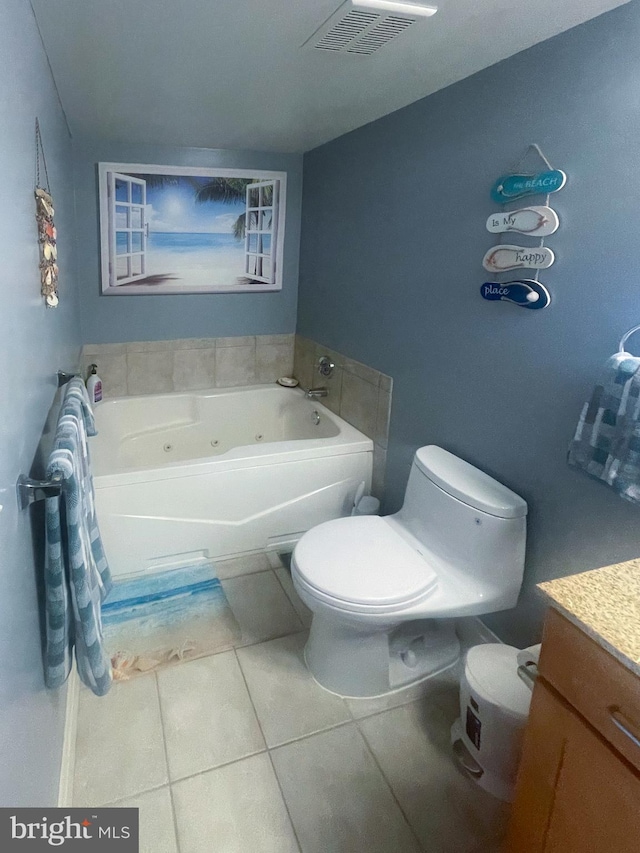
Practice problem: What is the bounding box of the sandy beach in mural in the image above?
[142,232,248,288]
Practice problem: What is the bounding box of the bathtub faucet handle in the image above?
[317,356,335,378]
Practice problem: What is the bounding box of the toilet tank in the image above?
[394,446,528,609]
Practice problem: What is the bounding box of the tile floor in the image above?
[73,556,509,853]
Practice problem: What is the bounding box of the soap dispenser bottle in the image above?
[86,363,103,404]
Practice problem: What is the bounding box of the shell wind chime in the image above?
[35,120,59,307]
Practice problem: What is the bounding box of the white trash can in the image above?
[450,643,539,803]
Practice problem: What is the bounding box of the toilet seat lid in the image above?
[293,516,438,607]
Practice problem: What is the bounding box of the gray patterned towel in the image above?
[568,352,640,504]
[44,378,113,695]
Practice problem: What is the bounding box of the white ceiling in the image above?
[31,0,629,153]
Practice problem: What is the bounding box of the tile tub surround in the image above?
[81,334,294,396]
[293,335,392,498]
[72,554,508,853]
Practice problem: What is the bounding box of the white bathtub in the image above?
[91,385,373,577]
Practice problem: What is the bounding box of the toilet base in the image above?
[304,614,461,698]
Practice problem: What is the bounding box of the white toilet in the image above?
[291,446,528,697]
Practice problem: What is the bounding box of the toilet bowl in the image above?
[291,446,527,697]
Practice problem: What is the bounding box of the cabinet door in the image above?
[505,681,640,853]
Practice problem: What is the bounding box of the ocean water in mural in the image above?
[102,562,240,680]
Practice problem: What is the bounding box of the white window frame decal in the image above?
[98,163,287,295]
[244,179,278,285]
[109,172,148,287]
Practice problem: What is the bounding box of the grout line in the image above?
[155,671,182,853]
[354,721,427,853]
[235,627,309,654]
[233,649,303,853]
[217,565,273,582]
[344,696,358,722]
[168,745,268,787]
[233,627,304,652]
[264,751,303,853]
[229,626,309,654]
[232,646,269,755]
[99,779,171,808]
[261,718,353,753]
[271,566,309,628]
[229,649,266,752]
[269,567,304,630]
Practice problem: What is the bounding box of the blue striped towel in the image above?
[568,352,640,504]
[44,378,113,695]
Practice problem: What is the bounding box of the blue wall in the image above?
[74,140,303,343]
[0,0,82,805]
[299,1,640,646]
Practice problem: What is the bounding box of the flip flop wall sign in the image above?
[481,280,551,310]
[483,244,555,273]
[490,169,566,204]
[486,206,559,237]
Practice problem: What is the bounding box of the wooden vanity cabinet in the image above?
[505,608,640,853]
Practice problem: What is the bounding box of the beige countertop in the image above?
[538,558,640,678]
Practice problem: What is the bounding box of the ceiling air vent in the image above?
[302,0,437,57]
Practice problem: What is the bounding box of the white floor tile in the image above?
[237,633,350,747]
[173,753,299,853]
[222,571,302,646]
[157,651,265,780]
[109,786,178,853]
[270,723,421,853]
[274,567,313,628]
[217,552,272,579]
[358,700,510,852]
[73,675,168,806]
[346,662,460,719]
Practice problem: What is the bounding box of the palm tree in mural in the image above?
[193,177,251,239]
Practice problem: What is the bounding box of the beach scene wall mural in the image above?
[98,163,287,294]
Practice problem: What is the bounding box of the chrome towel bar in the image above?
[17,474,64,510]
[57,370,79,387]
[17,369,79,508]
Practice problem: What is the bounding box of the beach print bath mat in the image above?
[102,562,240,680]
